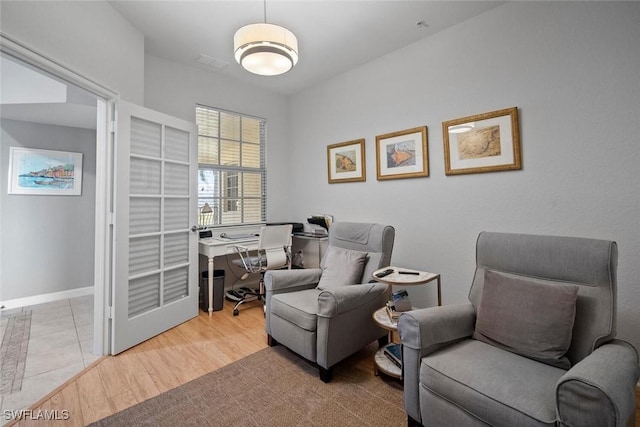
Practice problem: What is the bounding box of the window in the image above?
[196,105,266,227]
[224,172,238,212]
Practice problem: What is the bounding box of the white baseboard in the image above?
[0,286,94,310]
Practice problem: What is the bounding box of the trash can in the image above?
[200,269,225,312]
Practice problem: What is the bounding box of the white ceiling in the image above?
[1,1,505,129]
[110,1,505,96]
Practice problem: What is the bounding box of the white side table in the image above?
[372,266,441,306]
[372,307,402,378]
[371,266,442,379]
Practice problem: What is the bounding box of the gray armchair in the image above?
[398,231,639,427]
[264,222,395,382]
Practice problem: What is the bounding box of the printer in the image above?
[267,222,304,234]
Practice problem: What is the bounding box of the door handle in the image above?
[191,226,198,233]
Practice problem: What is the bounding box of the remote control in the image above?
[375,268,395,278]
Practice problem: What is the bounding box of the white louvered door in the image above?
[111,101,198,354]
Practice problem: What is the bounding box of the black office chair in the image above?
[226,224,292,316]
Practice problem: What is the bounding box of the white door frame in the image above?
[0,33,118,355]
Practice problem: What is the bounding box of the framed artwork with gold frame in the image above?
[327,138,366,183]
[443,107,521,176]
[375,126,428,180]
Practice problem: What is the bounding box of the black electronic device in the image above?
[199,229,212,239]
[307,215,332,230]
[267,222,304,233]
[375,268,395,278]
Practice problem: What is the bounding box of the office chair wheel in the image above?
[233,308,239,316]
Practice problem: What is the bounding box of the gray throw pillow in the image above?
[316,246,368,290]
[473,270,579,369]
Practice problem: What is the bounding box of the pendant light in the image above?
[233,0,299,76]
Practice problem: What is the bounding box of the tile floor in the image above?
[0,295,98,424]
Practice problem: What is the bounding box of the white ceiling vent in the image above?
[195,54,229,71]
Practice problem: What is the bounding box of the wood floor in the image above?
[8,301,271,427]
[7,300,640,427]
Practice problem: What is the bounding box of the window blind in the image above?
[196,105,266,227]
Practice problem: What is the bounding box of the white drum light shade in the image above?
[234,23,299,76]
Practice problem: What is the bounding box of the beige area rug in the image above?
[90,345,405,427]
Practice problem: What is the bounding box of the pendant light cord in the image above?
[263,0,267,23]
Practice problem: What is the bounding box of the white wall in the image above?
[287,2,640,350]
[2,1,637,351]
[0,1,144,103]
[0,119,96,300]
[143,54,292,222]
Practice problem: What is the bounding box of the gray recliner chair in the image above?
[264,222,395,382]
[399,231,639,427]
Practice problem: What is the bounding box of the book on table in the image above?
[384,343,402,368]
[385,302,399,321]
[386,288,412,321]
[392,289,412,312]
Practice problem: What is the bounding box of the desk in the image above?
[291,234,328,268]
[199,232,328,315]
[199,236,259,316]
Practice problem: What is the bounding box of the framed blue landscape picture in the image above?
[7,147,83,195]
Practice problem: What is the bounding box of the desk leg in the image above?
[436,276,442,307]
[208,256,214,316]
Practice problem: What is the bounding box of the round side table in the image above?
[371,266,442,380]
[372,307,402,379]
[372,266,441,306]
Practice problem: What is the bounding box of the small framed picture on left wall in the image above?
[327,138,366,183]
[7,147,83,195]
